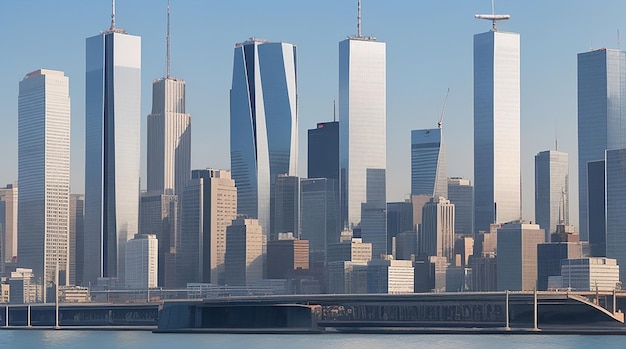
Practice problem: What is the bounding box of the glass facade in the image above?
[84,30,141,285]
[474,30,521,232]
[605,148,626,283]
[411,128,446,198]
[360,169,387,258]
[447,177,474,234]
[339,38,386,229]
[301,178,339,260]
[577,49,626,241]
[534,150,569,241]
[230,39,298,238]
[18,69,70,298]
[587,160,606,257]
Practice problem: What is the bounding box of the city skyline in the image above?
[3,1,626,229]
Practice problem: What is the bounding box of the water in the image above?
[0,331,623,349]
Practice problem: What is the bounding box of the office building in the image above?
[308,121,339,181]
[125,234,158,290]
[327,237,372,264]
[496,222,544,291]
[69,194,84,286]
[537,242,584,291]
[420,197,455,262]
[454,235,474,267]
[561,257,620,291]
[266,237,309,279]
[327,261,368,294]
[179,169,237,286]
[473,13,521,232]
[359,168,387,259]
[411,128,447,199]
[273,175,299,239]
[367,258,414,294]
[387,201,414,256]
[18,69,70,301]
[606,148,626,283]
[224,217,264,286]
[339,6,386,229]
[578,48,626,241]
[139,193,177,287]
[447,178,473,234]
[469,255,497,292]
[0,183,18,265]
[84,13,141,285]
[587,160,606,256]
[535,150,569,240]
[230,38,298,238]
[300,178,339,262]
[395,231,418,261]
[9,268,41,304]
[414,255,448,293]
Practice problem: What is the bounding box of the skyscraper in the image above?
[420,197,455,262]
[124,234,158,290]
[339,2,386,229]
[496,222,545,291]
[605,148,626,284]
[224,217,264,286]
[69,194,84,286]
[411,128,447,199]
[0,183,18,265]
[147,2,191,196]
[473,11,521,232]
[18,69,70,300]
[84,10,141,285]
[447,178,473,234]
[578,48,626,241]
[535,150,569,241]
[273,175,299,239]
[300,178,339,262]
[587,160,606,256]
[230,38,298,238]
[139,193,177,287]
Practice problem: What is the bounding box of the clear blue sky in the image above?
[1,0,625,229]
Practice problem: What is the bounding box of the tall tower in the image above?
[473,7,520,232]
[18,69,71,300]
[147,1,191,196]
[534,150,569,241]
[230,38,298,238]
[411,128,447,198]
[84,2,141,285]
[577,48,626,241]
[340,0,386,229]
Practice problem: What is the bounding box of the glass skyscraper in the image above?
[411,128,447,198]
[84,20,141,286]
[534,150,569,241]
[339,34,386,229]
[447,177,474,235]
[18,69,70,300]
[230,38,298,238]
[577,48,626,241]
[605,148,626,283]
[473,27,521,232]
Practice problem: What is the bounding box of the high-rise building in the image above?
[605,148,626,283]
[69,194,84,286]
[300,178,339,262]
[411,129,447,199]
[578,48,626,241]
[360,169,387,259]
[473,13,521,232]
[387,201,414,256]
[230,38,298,239]
[18,69,70,300]
[179,169,237,286]
[225,217,264,286]
[147,2,191,196]
[266,237,309,279]
[420,197,455,263]
[537,241,584,291]
[84,12,141,285]
[139,193,177,287]
[447,178,473,235]
[496,222,544,291]
[124,234,158,290]
[0,183,18,265]
[273,175,299,239]
[587,160,606,256]
[339,3,386,229]
[535,150,569,241]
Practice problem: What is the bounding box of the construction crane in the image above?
[437,88,450,129]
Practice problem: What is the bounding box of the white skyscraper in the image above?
[339,1,386,229]
[18,69,71,300]
[147,2,191,196]
[473,10,520,232]
[84,9,141,285]
[125,234,158,290]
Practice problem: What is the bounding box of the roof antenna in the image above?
[333,100,337,122]
[357,0,362,38]
[475,0,510,31]
[438,88,450,129]
[110,0,116,30]
[166,0,171,78]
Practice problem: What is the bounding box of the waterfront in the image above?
[0,331,623,349]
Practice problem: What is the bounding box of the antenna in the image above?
[333,100,337,122]
[438,88,450,129]
[474,0,510,31]
[110,0,116,30]
[166,0,171,78]
[357,0,362,38]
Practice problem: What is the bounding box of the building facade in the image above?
[84,22,141,285]
[0,183,18,266]
[605,148,626,283]
[535,150,569,240]
[496,223,545,291]
[124,234,158,290]
[300,178,339,262]
[230,39,298,238]
[69,194,84,286]
[447,177,473,235]
[420,197,455,263]
[139,193,177,287]
[18,69,70,300]
[473,29,521,232]
[560,257,620,291]
[224,218,264,286]
[273,175,299,239]
[411,128,447,199]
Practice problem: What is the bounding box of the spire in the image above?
[357,0,362,38]
[110,0,116,30]
[166,0,171,78]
